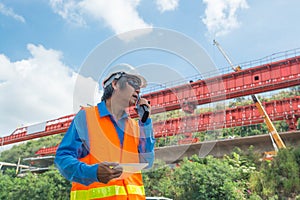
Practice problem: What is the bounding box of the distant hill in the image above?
[0,134,64,164]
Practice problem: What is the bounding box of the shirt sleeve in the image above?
[138,118,156,168]
[54,110,99,186]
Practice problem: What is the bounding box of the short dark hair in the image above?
[101,76,127,101]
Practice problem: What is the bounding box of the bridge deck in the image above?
[155,131,300,163]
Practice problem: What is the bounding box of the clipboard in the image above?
[119,163,148,173]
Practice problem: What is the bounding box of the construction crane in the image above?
[213,39,286,159]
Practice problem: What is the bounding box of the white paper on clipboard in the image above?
[119,163,148,173]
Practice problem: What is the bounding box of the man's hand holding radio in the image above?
[136,97,151,123]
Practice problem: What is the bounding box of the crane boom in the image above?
[213,39,286,154]
[213,40,241,72]
[251,95,286,149]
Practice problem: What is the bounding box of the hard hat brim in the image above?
[125,73,147,88]
[103,71,147,88]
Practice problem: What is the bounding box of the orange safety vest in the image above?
[71,106,146,200]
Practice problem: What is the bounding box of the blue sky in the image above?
[1,0,300,137]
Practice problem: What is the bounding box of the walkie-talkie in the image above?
[136,96,149,123]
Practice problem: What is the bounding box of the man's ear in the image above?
[111,80,118,90]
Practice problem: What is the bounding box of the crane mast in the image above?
[213,39,286,155]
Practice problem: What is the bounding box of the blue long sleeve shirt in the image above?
[54,101,155,186]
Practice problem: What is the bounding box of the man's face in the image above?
[115,76,141,107]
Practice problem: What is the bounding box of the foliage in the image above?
[142,160,174,197]
[249,148,300,199]
[229,96,252,108]
[0,168,71,200]
[143,147,300,199]
[151,110,182,123]
[0,134,64,163]
[171,155,249,200]
[143,151,259,200]
[1,145,300,199]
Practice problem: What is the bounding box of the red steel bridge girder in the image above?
[0,115,74,146]
[153,96,300,137]
[35,145,59,156]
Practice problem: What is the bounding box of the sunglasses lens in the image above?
[128,79,140,90]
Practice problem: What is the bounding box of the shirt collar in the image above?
[97,101,128,119]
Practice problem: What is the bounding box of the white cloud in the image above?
[202,0,249,37]
[156,0,179,13]
[0,44,101,137]
[0,2,25,23]
[49,0,152,40]
[80,0,152,35]
[49,0,86,26]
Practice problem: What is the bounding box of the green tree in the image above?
[171,155,251,200]
[273,148,300,198]
[0,169,15,200]
[143,160,174,198]
[249,148,300,199]
[0,168,71,200]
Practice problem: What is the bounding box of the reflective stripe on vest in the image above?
[70,185,145,200]
[126,185,145,195]
[70,185,126,200]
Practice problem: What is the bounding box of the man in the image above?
[55,65,155,200]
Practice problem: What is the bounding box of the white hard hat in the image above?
[102,63,147,88]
